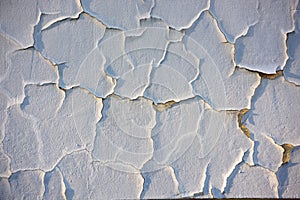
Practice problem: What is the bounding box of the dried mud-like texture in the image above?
[0,0,299,199]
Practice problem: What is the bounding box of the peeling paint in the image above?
[0,0,299,199]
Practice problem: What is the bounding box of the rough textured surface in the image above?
[0,0,39,48]
[252,132,283,172]
[225,163,279,198]
[81,0,154,30]
[0,49,58,102]
[284,2,300,85]
[277,146,300,198]
[3,86,102,172]
[0,0,299,199]
[9,170,45,200]
[245,76,300,145]
[43,168,65,200]
[186,11,260,110]
[151,0,209,30]
[210,0,259,43]
[234,0,297,74]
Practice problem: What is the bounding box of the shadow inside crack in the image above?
[63,177,74,200]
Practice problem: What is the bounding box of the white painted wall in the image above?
[0,0,299,198]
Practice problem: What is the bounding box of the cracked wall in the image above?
[0,0,300,199]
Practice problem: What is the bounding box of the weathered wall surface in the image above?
[0,0,299,199]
